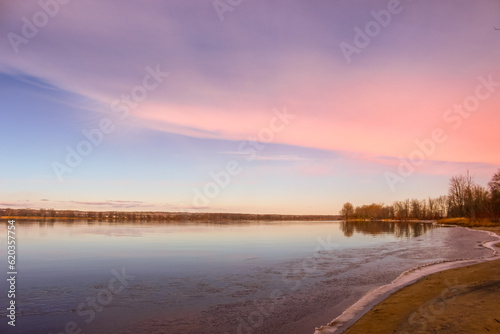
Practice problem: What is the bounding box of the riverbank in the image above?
[324,225,500,334]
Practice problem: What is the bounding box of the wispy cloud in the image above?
[219,152,310,162]
[1,0,498,166]
[69,200,146,208]
[0,202,28,208]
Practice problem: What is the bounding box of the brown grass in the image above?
[439,217,500,228]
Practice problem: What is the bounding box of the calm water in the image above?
[0,220,495,334]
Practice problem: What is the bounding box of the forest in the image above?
[341,169,500,222]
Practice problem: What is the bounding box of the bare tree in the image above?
[428,197,436,219]
[403,199,410,220]
[411,199,421,219]
[420,199,428,220]
[393,200,410,221]
[471,185,491,220]
[447,170,495,221]
[448,170,474,217]
[436,195,448,218]
[340,202,354,221]
[489,169,500,221]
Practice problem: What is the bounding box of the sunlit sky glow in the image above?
[1,0,499,214]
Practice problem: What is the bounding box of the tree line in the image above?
[341,169,500,222]
[0,208,342,222]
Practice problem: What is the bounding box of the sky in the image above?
[1,0,499,214]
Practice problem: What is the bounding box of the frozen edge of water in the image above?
[314,226,500,334]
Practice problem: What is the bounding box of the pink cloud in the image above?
[128,67,500,167]
[2,0,499,169]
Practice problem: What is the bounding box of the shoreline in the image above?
[314,226,500,334]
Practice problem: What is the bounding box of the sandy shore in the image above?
[338,227,500,334]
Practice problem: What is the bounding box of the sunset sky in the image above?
[1,0,499,214]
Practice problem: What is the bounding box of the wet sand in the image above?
[327,227,500,334]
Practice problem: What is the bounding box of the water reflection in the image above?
[340,221,436,238]
[4,219,312,227]
[9,219,437,240]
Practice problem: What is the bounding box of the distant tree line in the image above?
[0,208,342,222]
[341,169,500,222]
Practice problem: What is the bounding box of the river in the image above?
[0,220,496,334]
